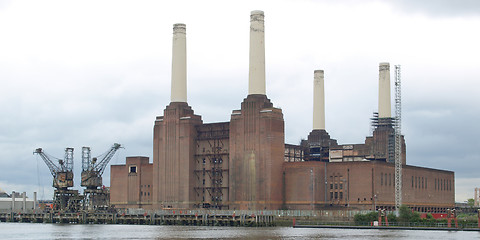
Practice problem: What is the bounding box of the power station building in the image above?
[110,11,454,212]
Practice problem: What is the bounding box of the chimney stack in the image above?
[171,23,187,103]
[378,62,391,118]
[313,70,325,130]
[248,10,266,95]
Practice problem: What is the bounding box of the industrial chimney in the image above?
[378,62,391,118]
[313,70,325,130]
[171,23,187,103]
[248,10,266,95]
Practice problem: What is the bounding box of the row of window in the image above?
[435,178,452,191]
[330,191,343,200]
[412,176,427,189]
[381,172,393,186]
[329,183,343,190]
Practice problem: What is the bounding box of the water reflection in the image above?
[0,223,478,240]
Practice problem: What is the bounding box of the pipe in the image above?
[313,70,325,130]
[11,191,15,211]
[248,10,266,95]
[34,192,37,210]
[171,23,187,103]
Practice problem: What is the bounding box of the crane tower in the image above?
[34,147,82,212]
[394,65,402,214]
[81,143,123,211]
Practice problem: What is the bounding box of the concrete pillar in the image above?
[248,10,266,95]
[11,191,15,211]
[34,192,37,210]
[22,192,26,212]
[171,23,187,103]
[378,62,391,118]
[313,70,325,130]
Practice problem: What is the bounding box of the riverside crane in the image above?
[81,143,122,211]
[34,147,82,212]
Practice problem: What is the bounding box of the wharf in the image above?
[0,211,275,227]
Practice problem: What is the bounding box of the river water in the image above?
[0,223,478,239]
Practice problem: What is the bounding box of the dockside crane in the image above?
[34,147,82,212]
[81,143,123,211]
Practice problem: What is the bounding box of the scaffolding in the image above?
[394,64,403,214]
[194,123,229,209]
[370,112,395,162]
[284,144,304,162]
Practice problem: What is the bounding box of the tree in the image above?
[467,198,475,207]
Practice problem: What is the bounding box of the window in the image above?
[129,166,137,173]
[330,192,333,200]
[340,183,343,190]
[412,176,414,188]
[330,184,333,190]
[339,192,343,200]
[335,184,338,189]
[381,173,383,186]
[334,192,338,199]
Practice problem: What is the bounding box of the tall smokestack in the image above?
[313,70,325,130]
[378,62,391,118]
[171,23,187,103]
[248,10,266,95]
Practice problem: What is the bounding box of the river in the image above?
[0,222,478,239]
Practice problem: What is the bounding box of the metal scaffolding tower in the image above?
[394,65,402,214]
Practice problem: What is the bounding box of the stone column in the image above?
[171,23,187,103]
[313,70,325,130]
[248,10,266,95]
[378,62,391,118]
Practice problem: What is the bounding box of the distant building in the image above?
[110,11,454,212]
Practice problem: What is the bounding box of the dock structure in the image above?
[0,210,275,227]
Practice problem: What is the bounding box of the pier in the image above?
[0,210,275,227]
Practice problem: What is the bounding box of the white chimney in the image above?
[248,10,266,95]
[171,23,187,103]
[378,62,391,118]
[313,70,325,130]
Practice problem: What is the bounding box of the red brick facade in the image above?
[110,156,152,209]
[283,161,454,212]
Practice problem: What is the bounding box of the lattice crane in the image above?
[81,143,122,211]
[34,147,82,212]
[34,147,74,190]
[81,143,123,189]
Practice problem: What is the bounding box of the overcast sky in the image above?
[0,0,479,203]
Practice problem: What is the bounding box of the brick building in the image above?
[110,11,454,212]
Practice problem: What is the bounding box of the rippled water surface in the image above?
[1,223,478,239]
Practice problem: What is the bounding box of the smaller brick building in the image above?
[110,156,152,209]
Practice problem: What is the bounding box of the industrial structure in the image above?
[110,10,455,212]
[34,147,82,212]
[34,144,122,212]
[81,143,122,211]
